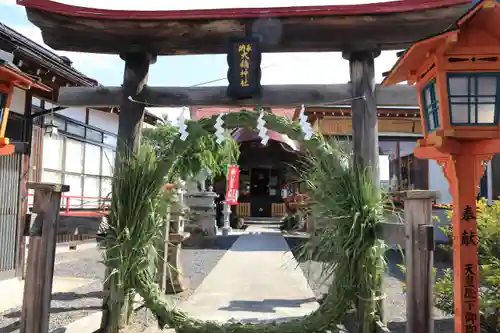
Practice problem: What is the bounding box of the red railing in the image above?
[27,194,111,216]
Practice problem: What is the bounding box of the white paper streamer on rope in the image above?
[298,104,314,140]
[256,111,269,145]
[214,113,225,144]
[177,111,189,141]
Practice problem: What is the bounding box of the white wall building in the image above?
[39,104,117,206]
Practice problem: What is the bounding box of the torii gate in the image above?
[17,1,473,332]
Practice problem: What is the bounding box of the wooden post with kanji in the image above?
[382,2,500,332]
[423,152,486,333]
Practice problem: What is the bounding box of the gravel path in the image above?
[0,235,237,333]
[284,236,454,333]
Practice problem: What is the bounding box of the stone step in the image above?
[243,217,282,225]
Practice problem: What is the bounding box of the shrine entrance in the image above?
[212,128,301,219]
[237,131,300,218]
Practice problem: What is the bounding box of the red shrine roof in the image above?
[190,107,299,150]
[190,107,295,121]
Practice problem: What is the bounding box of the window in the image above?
[101,178,112,198]
[102,148,115,176]
[65,174,83,207]
[103,133,117,147]
[84,176,101,201]
[86,128,102,142]
[421,81,440,132]
[42,135,63,170]
[65,139,84,173]
[84,143,101,175]
[40,114,117,210]
[41,171,62,183]
[66,122,85,136]
[448,73,498,125]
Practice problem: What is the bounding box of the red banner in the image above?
[225,165,240,205]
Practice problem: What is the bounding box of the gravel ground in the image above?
[0,245,105,333]
[3,230,456,333]
[0,235,237,333]
[284,236,454,333]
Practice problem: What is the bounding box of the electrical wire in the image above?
[128,92,366,109]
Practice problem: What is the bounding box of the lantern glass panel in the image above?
[451,104,469,123]
[477,103,495,123]
[449,77,469,95]
[448,73,498,125]
[421,81,440,133]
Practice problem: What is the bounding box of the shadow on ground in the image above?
[3,305,102,320]
[228,231,300,252]
[284,236,453,282]
[219,297,317,313]
[386,318,453,333]
[182,234,239,250]
[237,316,308,324]
[51,290,104,302]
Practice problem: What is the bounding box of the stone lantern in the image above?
[383,2,500,333]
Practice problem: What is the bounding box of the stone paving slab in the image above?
[0,276,96,313]
[180,226,318,323]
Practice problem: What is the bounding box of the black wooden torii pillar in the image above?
[343,50,381,186]
[117,52,157,156]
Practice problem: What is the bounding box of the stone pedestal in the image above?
[165,232,190,294]
[186,192,218,236]
[306,214,315,234]
[221,204,232,236]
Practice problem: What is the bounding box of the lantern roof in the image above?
[0,59,51,91]
[382,0,500,86]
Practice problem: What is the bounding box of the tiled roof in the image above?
[191,107,296,120]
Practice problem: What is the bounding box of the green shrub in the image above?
[435,199,500,332]
[279,214,302,231]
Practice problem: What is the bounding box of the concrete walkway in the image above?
[0,275,96,313]
[180,226,318,323]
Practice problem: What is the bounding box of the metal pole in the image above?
[222,203,232,236]
[487,160,493,206]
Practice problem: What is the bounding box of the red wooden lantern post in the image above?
[383,1,500,333]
